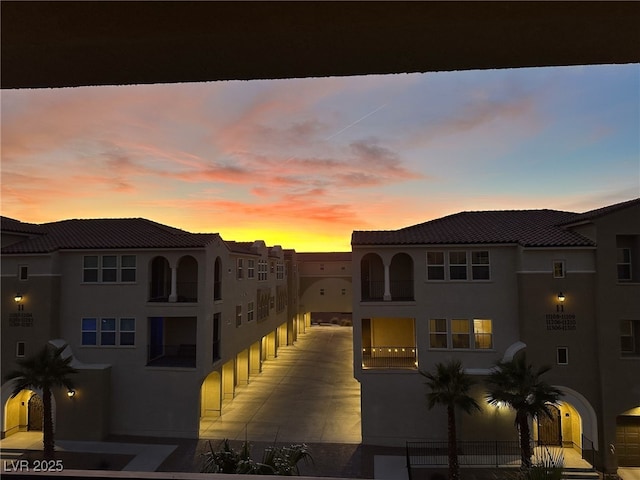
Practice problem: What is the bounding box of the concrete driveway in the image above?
[200,325,362,444]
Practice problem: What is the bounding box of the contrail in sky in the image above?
[325,103,387,141]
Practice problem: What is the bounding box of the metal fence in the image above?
[406,440,521,468]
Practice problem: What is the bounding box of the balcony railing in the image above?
[147,344,196,368]
[361,280,414,301]
[362,346,417,369]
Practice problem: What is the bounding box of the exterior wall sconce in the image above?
[14,294,23,302]
[557,292,566,302]
[67,389,76,398]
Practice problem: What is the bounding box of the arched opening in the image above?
[361,253,384,301]
[177,255,198,302]
[214,257,222,301]
[200,371,222,419]
[149,256,171,301]
[2,387,56,441]
[390,252,414,300]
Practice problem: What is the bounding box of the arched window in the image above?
[390,253,414,301]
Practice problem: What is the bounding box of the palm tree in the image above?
[4,344,77,459]
[485,355,562,469]
[421,360,481,480]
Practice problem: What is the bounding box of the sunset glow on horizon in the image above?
[2,65,639,252]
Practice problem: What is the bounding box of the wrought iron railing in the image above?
[361,281,414,301]
[362,346,417,369]
[406,440,521,469]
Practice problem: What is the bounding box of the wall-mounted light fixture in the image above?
[67,389,76,398]
[557,292,566,302]
[14,294,23,302]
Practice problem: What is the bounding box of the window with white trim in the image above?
[82,317,135,346]
[18,265,28,281]
[449,252,467,280]
[258,260,268,281]
[237,258,244,279]
[83,255,137,283]
[428,318,493,350]
[553,260,565,279]
[427,252,445,280]
[621,320,640,356]
[247,301,255,322]
[452,319,470,348]
[429,319,447,348]
[472,251,490,280]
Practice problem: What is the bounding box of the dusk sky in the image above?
[2,64,639,252]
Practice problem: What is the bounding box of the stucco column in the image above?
[168,266,178,302]
[383,261,391,301]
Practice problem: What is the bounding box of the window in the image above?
[342,288,346,295]
[213,313,221,362]
[472,251,490,280]
[83,256,99,282]
[429,319,448,348]
[449,252,467,280]
[430,318,493,350]
[18,265,28,281]
[83,255,137,283]
[237,258,244,279]
[320,288,325,296]
[473,319,493,349]
[320,264,325,271]
[82,318,98,345]
[16,342,25,357]
[617,248,632,281]
[276,262,284,280]
[621,320,640,356]
[557,347,569,365]
[120,318,136,345]
[248,259,255,279]
[553,260,565,279]
[82,317,135,346]
[258,260,268,281]
[101,318,116,345]
[452,319,470,348]
[121,255,136,282]
[236,305,242,327]
[427,252,445,280]
[247,301,254,322]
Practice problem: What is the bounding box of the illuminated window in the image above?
[452,319,470,348]
[429,319,448,348]
[473,319,493,349]
[553,260,565,279]
[427,252,445,280]
[472,251,490,280]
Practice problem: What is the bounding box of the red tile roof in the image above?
[1,217,219,253]
[352,209,595,247]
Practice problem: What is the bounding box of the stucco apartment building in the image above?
[351,198,640,472]
[0,217,308,440]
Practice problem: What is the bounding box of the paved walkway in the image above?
[200,325,361,444]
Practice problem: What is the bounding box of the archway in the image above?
[2,386,56,440]
[200,371,221,418]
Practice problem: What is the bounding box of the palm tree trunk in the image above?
[517,412,532,469]
[447,404,459,480]
[42,387,55,460]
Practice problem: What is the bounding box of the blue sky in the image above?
[1,64,638,251]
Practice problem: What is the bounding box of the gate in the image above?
[28,394,43,431]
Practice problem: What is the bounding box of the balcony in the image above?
[361,346,417,369]
[361,281,414,302]
[147,344,196,368]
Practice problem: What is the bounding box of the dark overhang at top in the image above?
[2,1,639,89]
